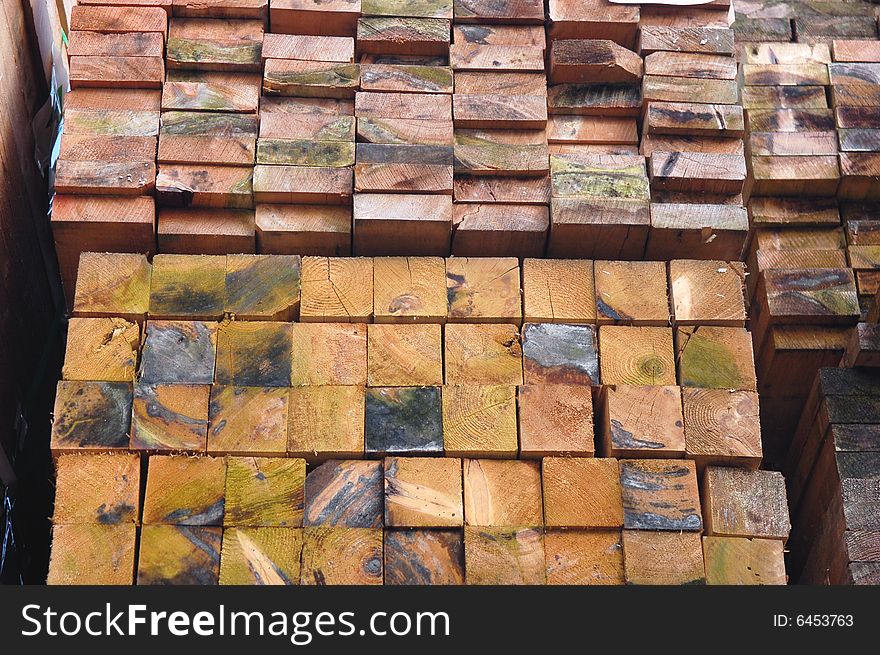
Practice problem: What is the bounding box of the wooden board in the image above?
[441,385,517,458]
[669,259,746,327]
[69,56,164,89]
[453,24,545,49]
[219,527,302,585]
[224,456,305,527]
[270,0,361,37]
[53,453,140,525]
[68,31,164,58]
[384,529,464,585]
[300,256,373,322]
[638,26,733,56]
[544,530,624,585]
[383,456,462,527]
[365,387,443,455]
[263,60,359,98]
[622,530,705,585]
[354,144,453,194]
[55,160,156,196]
[304,460,383,528]
[62,317,139,382]
[547,115,637,146]
[162,71,261,113]
[361,64,453,94]
[50,381,133,454]
[454,130,548,178]
[547,84,641,117]
[289,322,367,385]
[521,322,598,386]
[142,455,225,525]
[594,260,666,326]
[262,33,354,63]
[300,527,383,584]
[137,525,221,584]
[518,382,593,458]
[619,459,701,531]
[154,214,236,259]
[172,0,267,19]
[550,39,642,85]
[48,524,137,585]
[677,326,756,391]
[357,117,453,145]
[139,320,218,385]
[464,526,545,585]
[446,257,521,324]
[357,17,450,56]
[522,259,595,324]
[166,18,263,72]
[463,459,542,527]
[70,5,168,37]
[682,388,762,469]
[148,254,227,320]
[598,326,676,386]
[548,196,650,260]
[373,256,446,323]
[287,386,365,461]
[252,165,353,205]
[444,323,522,385]
[742,86,828,110]
[215,321,293,387]
[645,101,745,138]
[453,0,543,25]
[703,536,786,585]
[130,383,210,452]
[743,63,830,86]
[599,385,685,459]
[454,175,550,205]
[642,75,739,105]
[547,0,639,48]
[356,91,451,120]
[367,323,443,386]
[159,111,257,166]
[156,165,253,209]
[207,386,289,455]
[646,203,748,262]
[542,457,623,529]
[702,467,790,541]
[255,204,351,256]
[451,204,547,258]
[645,51,736,81]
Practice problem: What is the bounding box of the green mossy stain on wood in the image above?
[256,139,356,167]
[365,387,443,455]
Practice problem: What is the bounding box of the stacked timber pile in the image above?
[46,251,791,584]
[737,38,860,467]
[734,0,879,45]
[638,3,748,262]
[544,0,645,259]
[785,367,880,585]
[53,0,757,308]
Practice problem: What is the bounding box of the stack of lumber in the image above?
[733,1,879,46]
[53,4,168,303]
[638,9,748,262]
[741,42,839,197]
[47,451,790,585]
[544,1,644,259]
[46,250,793,584]
[156,13,263,254]
[52,0,766,309]
[450,1,548,257]
[786,367,880,585]
[831,40,880,202]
